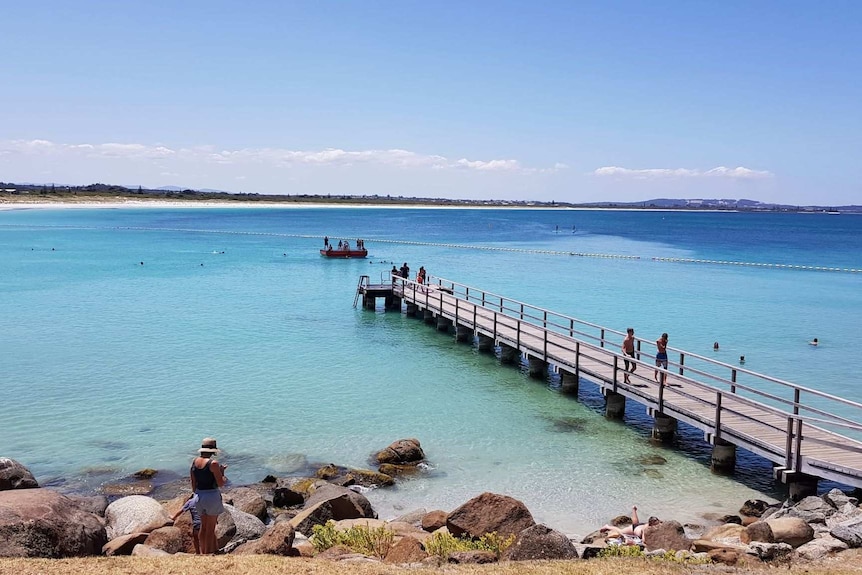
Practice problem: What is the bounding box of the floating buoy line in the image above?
[3,224,860,273]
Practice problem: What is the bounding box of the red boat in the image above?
[320,247,368,258]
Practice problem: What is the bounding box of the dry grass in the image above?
[3,554,862,575]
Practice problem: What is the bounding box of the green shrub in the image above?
[424,531,515,559]
[598,544,645,558]
[310,521,395,558]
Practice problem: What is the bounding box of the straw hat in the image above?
[199,437,219,454]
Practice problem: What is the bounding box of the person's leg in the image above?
[623,359,631,383]
[200,514,217,554]
[192,529,201,554]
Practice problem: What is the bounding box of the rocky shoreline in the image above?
[2,440,861,567]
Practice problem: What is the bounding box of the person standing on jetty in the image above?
[622,328,637,384]
[190,437,227,554]
[400,262,410,279]
[654,333,669,384]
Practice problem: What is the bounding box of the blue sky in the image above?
[1,1,859,204]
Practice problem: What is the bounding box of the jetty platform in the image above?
[357,274,862,498]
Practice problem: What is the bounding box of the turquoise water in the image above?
[1,206,861,535]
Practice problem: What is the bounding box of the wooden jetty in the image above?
[357,274,862,497]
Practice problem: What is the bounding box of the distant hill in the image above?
[1,181,860,213]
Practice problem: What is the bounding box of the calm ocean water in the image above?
[1,206,860,535]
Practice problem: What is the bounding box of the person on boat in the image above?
[324,236,329,248]
[338,240,343,249]
[343,240,350,251]
[190,437,227,554]
[654,333,668,384]
[326,245,333,252]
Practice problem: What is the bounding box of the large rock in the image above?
[446,492,535,539]
[383,536,428,564]
[105,495,171,540]
[831,515,862,548]
[702,523,746,541]
[233,521,295,555]
[775,495,835,524]
[794,534,849,560]
[102,532,149,556]
[0,458,38,490]
[0,488,106,557]
[643,520,691,552]
[740,521,774,544]
[501,523,579,560]
[305,484,376,519]
[273,477,317,507]
[447,550,497,563]
[421,510,448,532]
[824,488,858,509]
[223,487,268,521]
[374,439,425,465]
[739,499,770,518]
[224,504,267,544]
[144,526,184,554]
[764,516,815,548]
[131,543,171,556]
[346,468,395,488]
[290,500,338,536]
[67,495,109,517]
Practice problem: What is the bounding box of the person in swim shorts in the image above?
[622,328,637,384]
[190,437,227,554]
[654,333,668,384]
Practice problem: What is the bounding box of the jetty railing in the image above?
[387,274,862,488]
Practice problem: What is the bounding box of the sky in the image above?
[1,1,860,205]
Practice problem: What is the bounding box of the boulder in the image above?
[215,510,237,550]
[144,526,184,554]
[702,523,746,541]
[501,523,579,561]
[0,488,106,557]
[131,543,171,556]
[392,508,427,526]
[290,500,337,536]
[305,484,376,519]
[777,495,835,523]
[378,463,423,477]
[224,504,266,544]
[102,532,149,556]
[333,518,387,531]
[446,492,535,539]
[421,510,448,532]
[692,539,747,553]
[105,495,171,540]
[273,477,313,507]
[764,516,814,548]
[447,550,497,563]
[346,468,395,488]
[374,439,425,465]
[747,541,792,563]
[795,534,849,560]
[823,488,857,509]
[316,544,355,560]
[708,548,741,565]
[0,458,38,490]
[315,464,343,480]
[740,521,774,544]
[67,495,109,517]
[831,515,862,548]
[739,499,770,518]
[223,487,268,520]
[233,521,295,555]
[383,536,428,564]
[643,520,691,552]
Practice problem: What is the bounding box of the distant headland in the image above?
[1,181,860,213]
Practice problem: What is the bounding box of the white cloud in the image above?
[593,165,773,179]
[0,139,548,174]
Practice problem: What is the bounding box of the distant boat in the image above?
[320,246,368,259]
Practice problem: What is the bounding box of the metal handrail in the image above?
[411,276,862,434]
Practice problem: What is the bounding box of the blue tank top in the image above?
[191,460,218,491]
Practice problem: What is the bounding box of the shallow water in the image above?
[1,206,860,535]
